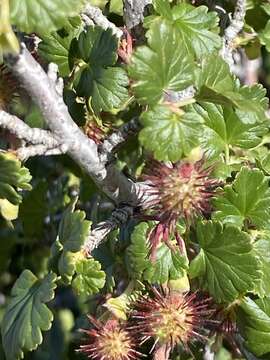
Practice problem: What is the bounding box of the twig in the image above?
[83,206,133,255]
[0,110,59,147]
[4,44,139,205]
[16,143,67,161]
[82,4,123,38]
[221,0,246,68]
[123,0,152,29]
[100,117,141,162]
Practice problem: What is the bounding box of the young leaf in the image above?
[56,198,91,284]
[126,222,188,284]
[128,20,195,105]
[126,222,151,279]
[144,242,188,284]
[0,152,32,206]
[237,297,270,356]
[189,221,261,303]
[1,270,57,360]
[10,0,84,36]
[139,105,203,162]
[38,17,83,77]
[72,258,106,296]
[69,26,129,113]
[213,167,270,229]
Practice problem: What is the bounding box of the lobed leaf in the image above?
[139,105,203,162]
[189,221,261,303]
[1,270,57,360]
[193,102,268,159]
[150,0,221,58]
[0,152,32,216]
[213,167,270,229]
[70,26,129,113]
[38,17,83,77]
[238,297,270,356]
[10,0,84,36]
[128,20,195,105]
[72,258,106,296]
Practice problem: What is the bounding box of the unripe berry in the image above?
[130,289,213,353]
[78,316,142,360]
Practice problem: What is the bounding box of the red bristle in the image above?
[78,317,143,360]
[129,289,214,354]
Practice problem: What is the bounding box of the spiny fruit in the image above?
[143,159,219,230]
[78,316,142,360]
[130,288,213,353]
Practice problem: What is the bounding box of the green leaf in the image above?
[1,270,57,360]
[259,20,270,52]
[72,258,106,296]
[234,84,269,124]
[10,0,84,36]
[0,199,18,221]
[190,221,261,303]
[213,167,270,229]
[128,20,195,105]
[126,222,151,279]
[254,239,270,297]
[70,26,129,113]
[196,55,269,123]
[126,222,188,284]
[196,53,235,105]
[0,152,32,207]
[238,297,270,356]
[57,198,91,284]
[144,242,188,284]
[139,105,203,162]
[58,198,91,252]
[151,1,221,58]
[193,103,268,159]
[38,17,83,77]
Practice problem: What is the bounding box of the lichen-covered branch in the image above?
[0,110,59,147]
[221,0,246,67]
[4,44,139,205]
[123,0,152,29]
[83,206,133,255]
[16,143,67,161]
[82,4,123,38]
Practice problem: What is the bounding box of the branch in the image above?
[123,0,152,29]
[221,0,246,67]
[82,4,123,38]
[100,117,141,161]
[16,143,67,161]
[0,110,59,147]
[83,206,133,255]
[4,45,139,205]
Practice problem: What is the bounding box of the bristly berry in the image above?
[142,159,219,230]
[130,288,213,353]
[78,316,142,360]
